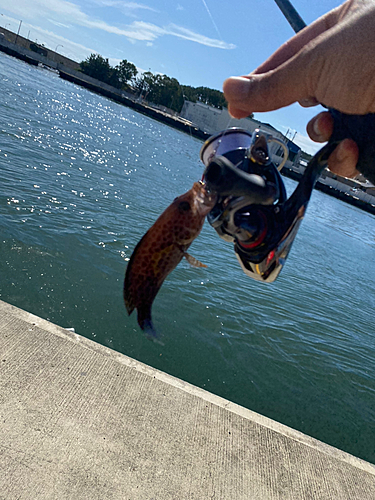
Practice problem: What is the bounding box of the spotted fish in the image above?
[124,181,216,338]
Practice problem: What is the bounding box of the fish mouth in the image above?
[195,181,217,216]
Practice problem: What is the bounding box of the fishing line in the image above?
[199,0,291,165]
[199,0,236,153]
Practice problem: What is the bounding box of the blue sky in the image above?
[0,0,344,153]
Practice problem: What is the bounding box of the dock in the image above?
[1,299,374,499]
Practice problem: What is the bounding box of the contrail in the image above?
[200,0,223,40]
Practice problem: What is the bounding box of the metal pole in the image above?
[273,0,306,33]
[15,19,22,44]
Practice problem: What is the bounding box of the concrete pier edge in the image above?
[13,301,375,474]
[1,298,374,480]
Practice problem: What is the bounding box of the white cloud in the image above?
[0,0,235,49]
[48,19,71,29]
[95,1,158,12]
[163,23,235,49]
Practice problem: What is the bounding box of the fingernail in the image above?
[225,76,252,99]
[312,116,322,137]
[336,141,348,162]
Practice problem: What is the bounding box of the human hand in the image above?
[306,111,359,178]
[223,0,375,178]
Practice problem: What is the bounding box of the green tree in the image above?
[80,54,112,82]
[149,75,184,112]
[134,71,157,99]
[79,53,123,88]
[181,85,227,109]
[116,59,138,85]
[134,73,184,112]
[180,85,197,103]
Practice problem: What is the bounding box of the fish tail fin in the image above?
[137,306,163,343]
[141,319,161,342]
[124,296,135,316]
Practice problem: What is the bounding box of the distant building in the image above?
[180,101,301,169]
[0,26,80,71]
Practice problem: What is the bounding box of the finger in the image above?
[253,3,343,75]
[226,102,253,119]
[306,111,334,143]
[327,139,359,178]
[307,112,359,177]
[223,48,315,116]
[299,97,320,108]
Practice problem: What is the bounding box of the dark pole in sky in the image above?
[273,0,306,33]
[15,19,22,44]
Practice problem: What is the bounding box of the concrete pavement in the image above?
[1,299,374,499]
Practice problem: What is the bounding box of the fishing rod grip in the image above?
[329,108,375,185]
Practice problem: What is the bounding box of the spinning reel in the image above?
[200,127,336,282]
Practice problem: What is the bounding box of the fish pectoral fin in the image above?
[184,252,207,268]
[124,298,134,316]
[123,284,135,315]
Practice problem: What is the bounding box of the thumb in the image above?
[223,53,314,118]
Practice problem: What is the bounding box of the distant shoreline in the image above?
[58,68,211,142]
[1,37,375,216]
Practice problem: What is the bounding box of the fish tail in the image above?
[137,306,160,341]
[141,319,160,341]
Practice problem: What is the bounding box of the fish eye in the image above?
[178,201,191,212]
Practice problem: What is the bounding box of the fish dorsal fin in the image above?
[184,252,207,268]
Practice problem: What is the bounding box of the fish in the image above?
[124,181,216,338]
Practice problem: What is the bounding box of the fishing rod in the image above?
[273,0,306,32]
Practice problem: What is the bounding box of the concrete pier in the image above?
[1,299,374,499]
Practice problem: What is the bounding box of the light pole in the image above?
[54,44,63,63]
[14,19,22,44]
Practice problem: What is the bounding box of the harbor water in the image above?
[1,53,375,464]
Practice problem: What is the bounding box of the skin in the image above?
[223,0,375,179]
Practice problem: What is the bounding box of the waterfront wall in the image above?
[0,27,80,70]
[282,167,375,214]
